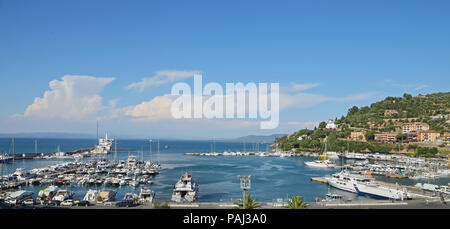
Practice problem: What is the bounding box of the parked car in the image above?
[75,200,91,207]
[47,200,61,206]
[115,199,136,207]
[22,198,35,205]
[60,199,74,206]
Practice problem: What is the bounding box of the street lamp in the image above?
[238,175,251,209]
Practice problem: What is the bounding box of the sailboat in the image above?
[304,137,336,168]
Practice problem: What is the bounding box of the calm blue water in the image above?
[1,138,449,202]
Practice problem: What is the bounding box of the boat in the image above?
[91,131,114,154]
[326,171,411,200]
[340,152,368,160]
[83,189,100,202]
[5,190,34,205]
[98,189,117,202]
[0,153,13,164]
[305,137,337,168]
[171,173,199,202]
[38,185,60,199]
[305,159,336,168]
[53,189,74,201]
[325,151,340,159]
[123,192,139,202]
[139,186,155,203]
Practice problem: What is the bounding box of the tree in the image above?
[319,121,327,129]
[403,93,413,100]
[396,133,407,141]
[365,130,376,141]
[286,196,308,209]
[233,194,261,209]
[348,106,359,115]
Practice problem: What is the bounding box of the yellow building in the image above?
[348,130,366,141]
[417,130,440,142]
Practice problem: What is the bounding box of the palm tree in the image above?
[286,196,308,209]
[233,194,261,209]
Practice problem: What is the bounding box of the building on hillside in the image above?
[417,130,441,142]
[384,109,398,117]
[405,132,418,142]
[431,114,450,120]
[325,119,339,130]
[402,122,429,134]
[348,130,366,141]
[374,133,397,142]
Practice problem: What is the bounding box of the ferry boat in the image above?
[91,133,114,154]
[326,171,411,200]
[171,173,198,202]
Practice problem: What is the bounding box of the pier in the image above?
[2,148,135,161]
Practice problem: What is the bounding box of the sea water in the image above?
[1,138,448,202]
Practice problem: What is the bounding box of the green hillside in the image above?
[274,92,450,156]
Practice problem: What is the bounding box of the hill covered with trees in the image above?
[274,92,450,156]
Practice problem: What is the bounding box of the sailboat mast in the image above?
[114,138,117,162]
[157,139,160,163]
[96,120,99,146]
[12,137,15,164]
[149,139,153,163]
[1,152,3,178]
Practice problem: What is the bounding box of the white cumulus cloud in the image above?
[13,75,114,120]
[126,70,201,91]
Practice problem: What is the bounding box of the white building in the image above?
[325,119,339,130]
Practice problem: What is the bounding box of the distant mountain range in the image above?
[0,132,96,139]
[229,134,286,143]
[0,132,286,143]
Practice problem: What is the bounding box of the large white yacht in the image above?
[91,133,114,154]
[171,173,199,202]
[326,171,411,200]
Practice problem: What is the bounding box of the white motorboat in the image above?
[38,185,60,199]
[53,189,74,202]
[171,173,198,202]
[99,189,117,202]
[139,186,155,203]
[305,159,336,168]
[83,189,100,202]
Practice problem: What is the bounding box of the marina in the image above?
[1,138,449,208]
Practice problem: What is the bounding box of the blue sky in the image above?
[0,0,449,139]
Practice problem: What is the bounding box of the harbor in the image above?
[1,137,450,209]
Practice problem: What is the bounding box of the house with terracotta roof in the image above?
[374,133,397,142]
[417,130,440,142]
[348,130,366,141]
[402,122,429,134]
